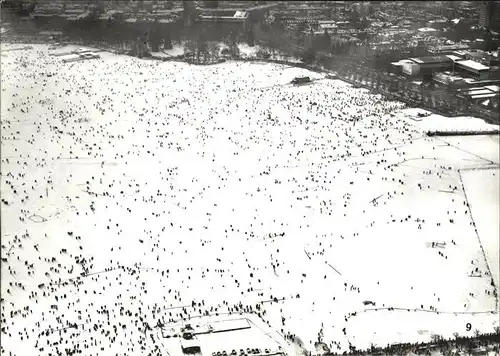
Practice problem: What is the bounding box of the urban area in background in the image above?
[1,0,500,122]
[2,0,500,122]
[1,2,499,356]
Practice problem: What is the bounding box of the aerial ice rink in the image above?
[1,44,499,356]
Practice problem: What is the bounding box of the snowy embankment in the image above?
[151,42,303,63]
[400,108,500,135]
[1,43,499,356]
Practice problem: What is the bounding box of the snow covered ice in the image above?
[1,44,499,356]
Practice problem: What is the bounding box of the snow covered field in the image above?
[460,165,500,311]
[1,43,499,356]
[400,108,500,134]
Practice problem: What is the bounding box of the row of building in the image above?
[20,0,286,46]
[391,48,500,109]
[394,49,500,81]
[28,0,282,27]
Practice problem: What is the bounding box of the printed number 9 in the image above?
[466,323,472,331]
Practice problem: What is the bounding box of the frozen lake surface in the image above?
[1,44,499,356]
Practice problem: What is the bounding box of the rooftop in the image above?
[410,56,453,65]
[392,59,415,67]
[199,9,249,21]
[452,50,469,57]
[485,85,500,93]
[467,51,488,58]
[471,93,497,99]
[457,60,490,71]
[467,89,495,95]
[444,54,463,62]
[418,27,438,32]
[319,23,338,29]
[434,72,466,84]
[233,11,248,18]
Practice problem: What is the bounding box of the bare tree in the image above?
[295,21,308,46]
[164,29,173,50]
[184,39,196,61]
[301,46,316,64]
[196,33,209,63]
[431,334,443,343]
[247,27,255,47]
[227,30,239,58]
[266,34,279,55]
[322,29,330,51]
[150,22,161,52]
[207,42,219,60]
[165,0,174,10]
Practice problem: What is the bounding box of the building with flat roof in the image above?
[409,56,454,65]
[433,72,467,88]
[418,27,438,33]
[460,86,500,104]
[445,54,463,62]
[484,85,500,93]
[196,8,250,40]
[452,50,469,58]
[402,56,454,77]
[198,9,250,26]
[391,59,415,74]
[465,51,500,66]
[456,60,490,80]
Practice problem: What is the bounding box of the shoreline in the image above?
[1,38,499,126]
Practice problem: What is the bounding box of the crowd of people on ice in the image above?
[1,45,498,356]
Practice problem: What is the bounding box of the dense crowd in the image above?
[1,44,498,356]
